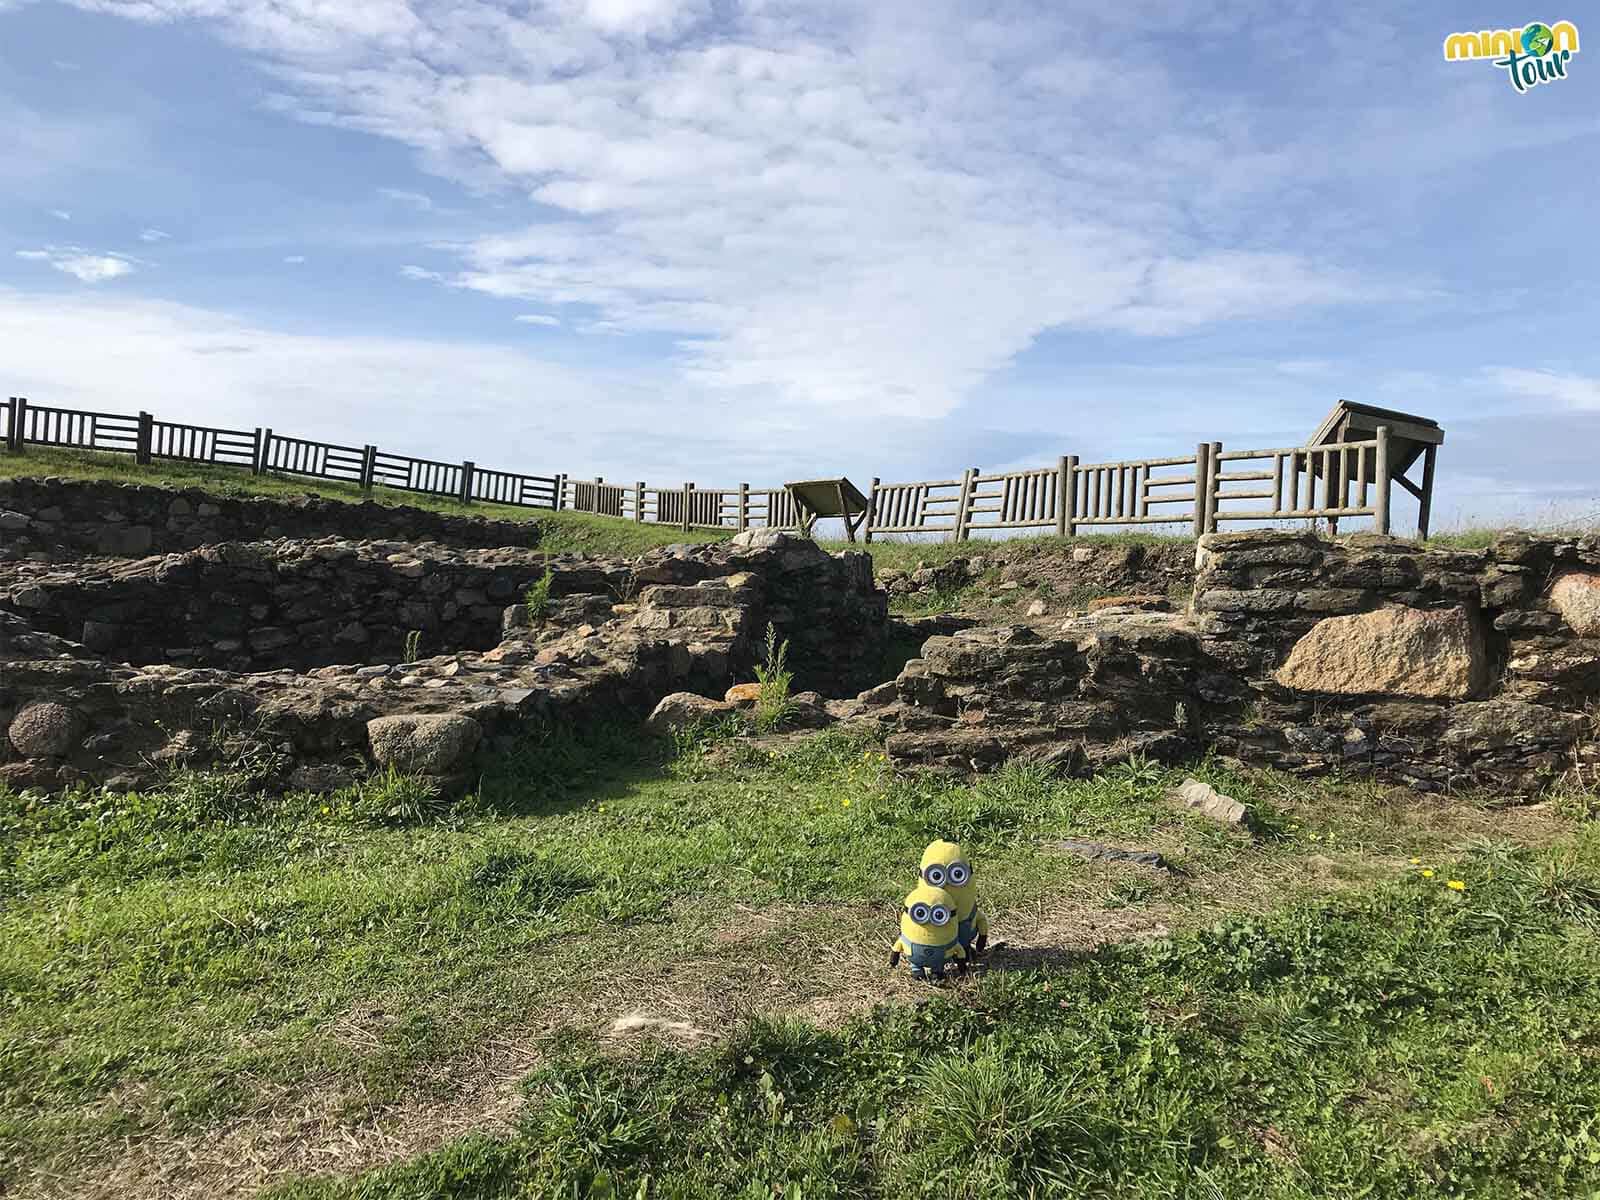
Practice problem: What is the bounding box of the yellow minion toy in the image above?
[890,883,967,981]
[920,839,988,955]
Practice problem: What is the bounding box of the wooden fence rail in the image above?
[1,395,1405,541]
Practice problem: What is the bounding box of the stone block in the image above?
[1169,778,1248,826]
[1551,572,1600,637]
[366,713,482,773]
[7,702,80,758]
[645,692,733,735]
[1274,605,1485,700]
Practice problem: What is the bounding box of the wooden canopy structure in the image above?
[785,477,871,542]
[1305,400,1445,537]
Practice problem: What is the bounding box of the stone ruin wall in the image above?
[1,479,1597,798]
[0,476,544,559]
[876,531,1600,793]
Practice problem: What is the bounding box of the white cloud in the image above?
[0,286,980,484]
[15,246,136,283]
[139,228,171,242]
[50,209,71,221]
[59,0,1411,420]
[283,254,307,263]
[1487,367,1600,411]
[514,313,560,326]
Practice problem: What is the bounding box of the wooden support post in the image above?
[864,477,879,543]
[738,483,750,532]
[1192,443,1209,538]
[249,428,264,475]
[635,481,646,523]
[1206,441,1222,532]
[258,427,273,475]
[1373,425,1391,536]
[954,467,977,543]
[1417,444,1437,540]
[555,473,567,511]
[135,411,153,465]
[682,482,693,533]
[459,460,475,505]
[2,398,13,453]
[359,445,376,490]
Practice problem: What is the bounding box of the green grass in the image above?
[0,446,730,557]
[827,531,1187,573]
[267,831,1600,1200]
[2,720,1592,1197]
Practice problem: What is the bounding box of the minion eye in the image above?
[948,862,970,886]
[930,906,950,926]
[923,865,946,886]
[910,903,930,923]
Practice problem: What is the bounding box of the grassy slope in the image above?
[0,447,730,557]
[3,446,1582,564]
[2,723,1596,1198]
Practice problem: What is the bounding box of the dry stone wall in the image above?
[0,477,543,560]
[0,540,547,670]
[874,531,1600,793]
[0,528,887,795]
[3,471,1597,803]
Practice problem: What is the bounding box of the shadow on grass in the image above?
[467,719,676,820]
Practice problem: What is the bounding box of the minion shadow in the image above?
[961,939,1103,974]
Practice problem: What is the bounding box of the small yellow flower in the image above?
[597,804,605,813]
[1421,868,1435,878]
[1408,857,1421,865]
[1447,879,1466,891]
[320,805,330,815]
[842,798,851,808]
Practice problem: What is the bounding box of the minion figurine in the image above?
[890,883,967,981]
[920,840,988,956]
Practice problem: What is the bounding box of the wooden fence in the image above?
[2,395,1404,540]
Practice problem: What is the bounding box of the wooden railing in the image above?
[2,395,1404,540]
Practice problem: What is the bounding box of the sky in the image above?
[1,0,1596,533]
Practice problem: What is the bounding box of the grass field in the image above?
[5,449,1600,1198]
[2,721,1597,1199]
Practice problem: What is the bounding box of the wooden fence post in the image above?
[682,482,694,533]
[555,473,567,511]
[257,427,273,475]
[738,483,750,532]
[1373,425,1391,536]
[9,397,27,454]
[864,477,879,543]
[1206,441,1222,533]
[459,460,475,505]
[135,411,153,465]
[1055,457,1069,537]
[1192,443,1209,538]
[635,481,645,523]
[954,467,977,543]
[359,445,376,491]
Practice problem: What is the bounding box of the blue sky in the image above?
[1,0,1596,531]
